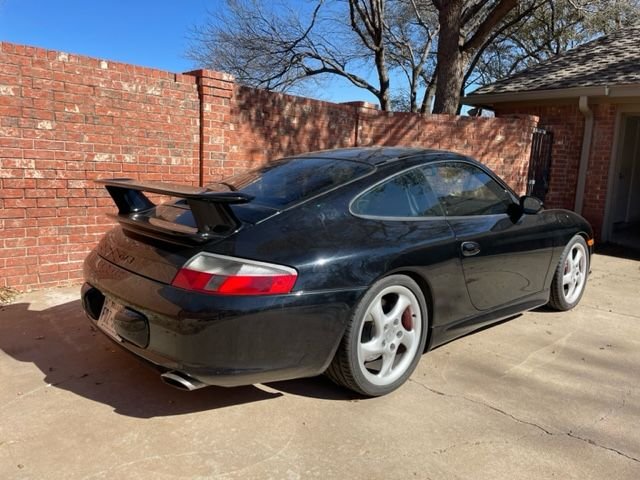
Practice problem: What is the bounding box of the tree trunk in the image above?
[410,86,418,113]
[432,0,465,114]
[420,66,437,114]
[375,50,390,111]
[409,70,419,113]
[420,73,436,114]
[348,0,390,110]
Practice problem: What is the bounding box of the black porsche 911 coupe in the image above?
[82,147,593,396]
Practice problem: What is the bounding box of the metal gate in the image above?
[527,127,553,202]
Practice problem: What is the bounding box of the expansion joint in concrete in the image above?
[408,378,640,465]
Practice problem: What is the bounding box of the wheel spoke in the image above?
[388,294,410,323]
[565,258,573,275]
[573,249,584,270]
[562,272,572,286]
[400,329,416,351]
[369,300,387,335]
[378,350,396,378]
[360,339,383,362]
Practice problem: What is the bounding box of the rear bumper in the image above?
[82,250,365,387]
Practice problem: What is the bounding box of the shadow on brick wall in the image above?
[229,86,535,194]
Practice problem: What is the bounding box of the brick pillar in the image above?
[185,69,235,186]
[341,101,379,147]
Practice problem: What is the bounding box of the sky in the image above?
[0,0,374,104]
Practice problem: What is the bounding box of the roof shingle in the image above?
[469,25,640,96]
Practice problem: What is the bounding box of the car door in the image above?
[349,164,477,327]
[422,160,554,311]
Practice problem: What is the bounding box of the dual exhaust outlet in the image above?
[160,370,207,391]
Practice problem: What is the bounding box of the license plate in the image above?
[97,297,123,341]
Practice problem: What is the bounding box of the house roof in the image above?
[466,25,640,104]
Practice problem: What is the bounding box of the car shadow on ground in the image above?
[0,299,354,418]
[266,376,359,401]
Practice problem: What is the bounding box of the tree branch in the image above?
[463,0,517,53]
[461,0,491,25]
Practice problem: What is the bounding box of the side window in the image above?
[352,168,444,218]
[423,162,514,216]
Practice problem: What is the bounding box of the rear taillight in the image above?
[171,253,297,295]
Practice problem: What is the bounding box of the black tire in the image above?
[326,275,428,396]
[548,235,589,311]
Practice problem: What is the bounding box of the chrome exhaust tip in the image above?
[160,371,207,391]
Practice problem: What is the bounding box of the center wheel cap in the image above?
[384,328,396,343]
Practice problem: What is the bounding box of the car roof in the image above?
[293,147,452,166]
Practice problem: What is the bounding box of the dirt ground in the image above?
[1,253,639,479]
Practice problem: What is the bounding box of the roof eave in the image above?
[464,84,640,107]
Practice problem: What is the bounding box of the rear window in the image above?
[220,157,374,208]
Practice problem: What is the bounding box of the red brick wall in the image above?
[222,89,536,193]
[495,104,585,209]
[494,102,616,238]
[582,104,616,237]
[356,109,537,193]
[1,42,538,292]
[0,43,200,290]
[226,86,357,175]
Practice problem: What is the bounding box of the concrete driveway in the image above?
[1,253,639,479]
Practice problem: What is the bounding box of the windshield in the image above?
[216,157,374,209]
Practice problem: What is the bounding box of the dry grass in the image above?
[0,287,20,305]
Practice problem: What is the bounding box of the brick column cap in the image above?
[341,101,379,110]
[184,69,235,82]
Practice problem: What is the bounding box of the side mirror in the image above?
[520,195,543,214]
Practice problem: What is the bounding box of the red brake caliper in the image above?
[401,306,413,331]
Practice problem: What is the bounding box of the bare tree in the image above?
[188,0,640,114]
[430,0,524,114]
[473,1,585,84]
[188,0,395,109]
[471,0,640,88]
[384,0,439,112]
[349,0,391,108]
[569,0,640,33]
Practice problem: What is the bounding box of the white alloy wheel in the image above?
[548,235,590,311]
[356,285,422,386]
[326,275,428,396]
[561,241,587,304]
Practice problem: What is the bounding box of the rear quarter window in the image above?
[351,167,444,218]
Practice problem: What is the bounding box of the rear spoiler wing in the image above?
[97,178,253,243]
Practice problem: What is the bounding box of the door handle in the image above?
[461,241,481,257]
